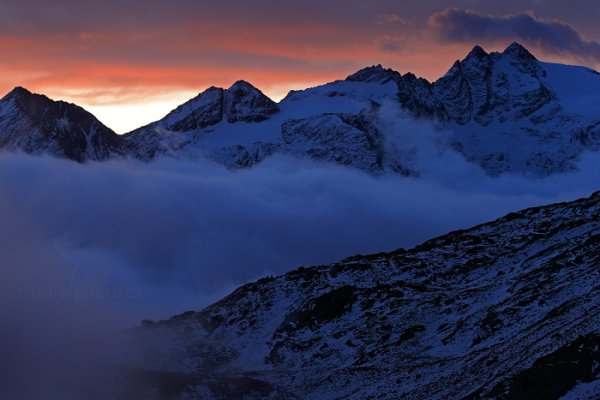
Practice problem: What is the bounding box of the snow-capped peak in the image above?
[346,64,401,83]
[0,86,122,161]
[157,86,225,132]
[465,44,489,61]
[503,41,537,60]
[3,86,33,100]
[223,80,280,122]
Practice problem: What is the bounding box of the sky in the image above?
[1,0,600,132]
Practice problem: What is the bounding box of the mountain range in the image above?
[2,42,600,176]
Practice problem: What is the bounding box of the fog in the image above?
[0,135,599,396]
[0,148,598,324]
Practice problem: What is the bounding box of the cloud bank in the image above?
[1,127,600,395]
[429,8,600,62]
[1,149,599,323]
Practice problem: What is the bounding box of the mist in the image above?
[0,148,598,324]
[0,137,599,397]
[0,148,600,323]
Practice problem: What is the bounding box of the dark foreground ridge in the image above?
[112,191,600,399]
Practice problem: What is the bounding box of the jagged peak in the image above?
[185,82,264,103]
[203,85,224,93]
[1,86,69,114]
[465,45,489,60]
[439,46,488,79]
[2,87,105,119]
[225,80,276,103]
[0,85,118,161]
[2,86,39,102]
[503,42,537,60]
[8,86,32,96]
[189,85,224,101]
[1,86,75,110]
[224,80,279,122]
[346,64,401,83]
[400,72,432,86]
[168,85,221,108]
[227,80,261,92]
[180,86,223,105]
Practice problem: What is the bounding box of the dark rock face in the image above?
[125,86,225,136]
[223,80,280,123]
[432,44,555,126]
[164,87,225,132]
[208,142,282,169]
[433,61,475,124]
[123,190,600,399]
[466,333,600,399]
[396,73,447,119]
[0,87,122,161]
[281,113,385,173]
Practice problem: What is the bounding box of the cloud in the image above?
[428,8,600,62]
[0,143,598,322]
[378,14,413,26]
[375,35,408,53]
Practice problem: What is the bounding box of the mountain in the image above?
[2,43,600,176]
[0,87,122,161]
[432,43,600,175]
[114,190,600,399]
[123,81,280,161]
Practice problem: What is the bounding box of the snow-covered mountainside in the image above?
[1,43,600,176]
[434,43,600,175]
[120,42,600,176]
[115,190,600,399]
[0,87,122,161]
[123,81,281,161]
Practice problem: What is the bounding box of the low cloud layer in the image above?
[1,135,600,396]
[1,149,599,324]
[429,8,600,62]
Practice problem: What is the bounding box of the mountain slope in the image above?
[0,87,122,161]
[120,190,600,399]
